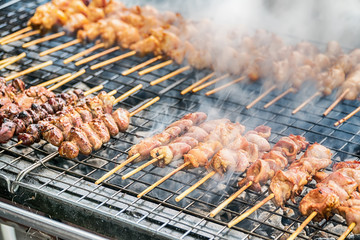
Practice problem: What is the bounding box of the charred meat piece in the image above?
[89,119,110,143]
[81,123,102,150]
[151,142,192,167]
[68,127,92,155]
[111,108,130,132]
[100,113,119,137]
[59,141,80,159]
[0,119,16,143]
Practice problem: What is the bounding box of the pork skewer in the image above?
[227,135,308,228]
[209,133,304,217]
[176,125,271,202]
[137,121,246,198]
[289,161,360,240]
[95,116,222,185]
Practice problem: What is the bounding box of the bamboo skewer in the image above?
[175,171,216,202]
[323,88,350,116]
[0,52,26,70]
[129,96,160,117]
[75,46,119,66]
[205,76,246,96]
[90,51,136,70]
[1,30,40,45]
[137,162,190,198]
[48,69,86,91]
[246,86,277,109]
[227,193,275,228]
[95,153,141,185]
[121,155,164,180]
[209,181,253,217]
[263,87,296,109]
[334,105,360,126]
[22,31,65,48]
[64,43,105,64]
[138,60,173,76]
[181,72,215,95]
[37,73,72,87]
[287,211,318,240]
[150,65,191,86]
[0,26,32,44]
[0,56,15,65]
[107,89,117,96]
[83,85,104,96]
[192,74,229,93]
[39,39,81,57]
[292,91,321,115]
[338,222,356,240]
[113,84,143,104]
[122,56,163,76]
[5,60,53,82]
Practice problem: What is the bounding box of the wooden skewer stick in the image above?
[107,90,117,96]
[84,85,104,96]
[292,91,321,115]
[129,96,160,117]
[175,171,216,202]
[323,88,350,116]
[95,153,141,185]
[338,222,356,240]
[192,74,229,93]
[0,52,26,70]
[39,39,81,57]
[0,56,16,65]
[227,193,275,228]
[114,84,143,104]
[334,105,360,127]
[1,30,40,45]
[287,211,318,240]
[63,43,105,64]
[209,181,253,217]
[5,60,53,82]
[150,65,191,86]
[246,86,277,109]
[138,60,173,76]
[48,69,86,91]
[122,56,163,76]
[22,31,65,48]
[205,76,246,96]
[122,155,164,180]
[90,51,136,70]
[137,162,190,198]
[0,26,32,44]
[37,73,72,87]
[181,72,215,95]
[9,140,23,148]
[75,46,120,66]
[264,87,296,109]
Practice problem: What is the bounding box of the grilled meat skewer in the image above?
[127,112,208,163]
[269,143,332,207]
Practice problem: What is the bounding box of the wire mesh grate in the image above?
[0,0,359,239]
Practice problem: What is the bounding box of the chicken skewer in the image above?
[227,135,308,228]
[137,121,246,198]
[290,161,360,240]
[176,125,271,202]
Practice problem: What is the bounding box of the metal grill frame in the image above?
[1,0,360,239]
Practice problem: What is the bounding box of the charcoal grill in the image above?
[1,0,360,239]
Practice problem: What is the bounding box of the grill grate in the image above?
[1,0,360,239]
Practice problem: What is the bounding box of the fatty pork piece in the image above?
[269,143,332,207]
[299,161,360,221]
